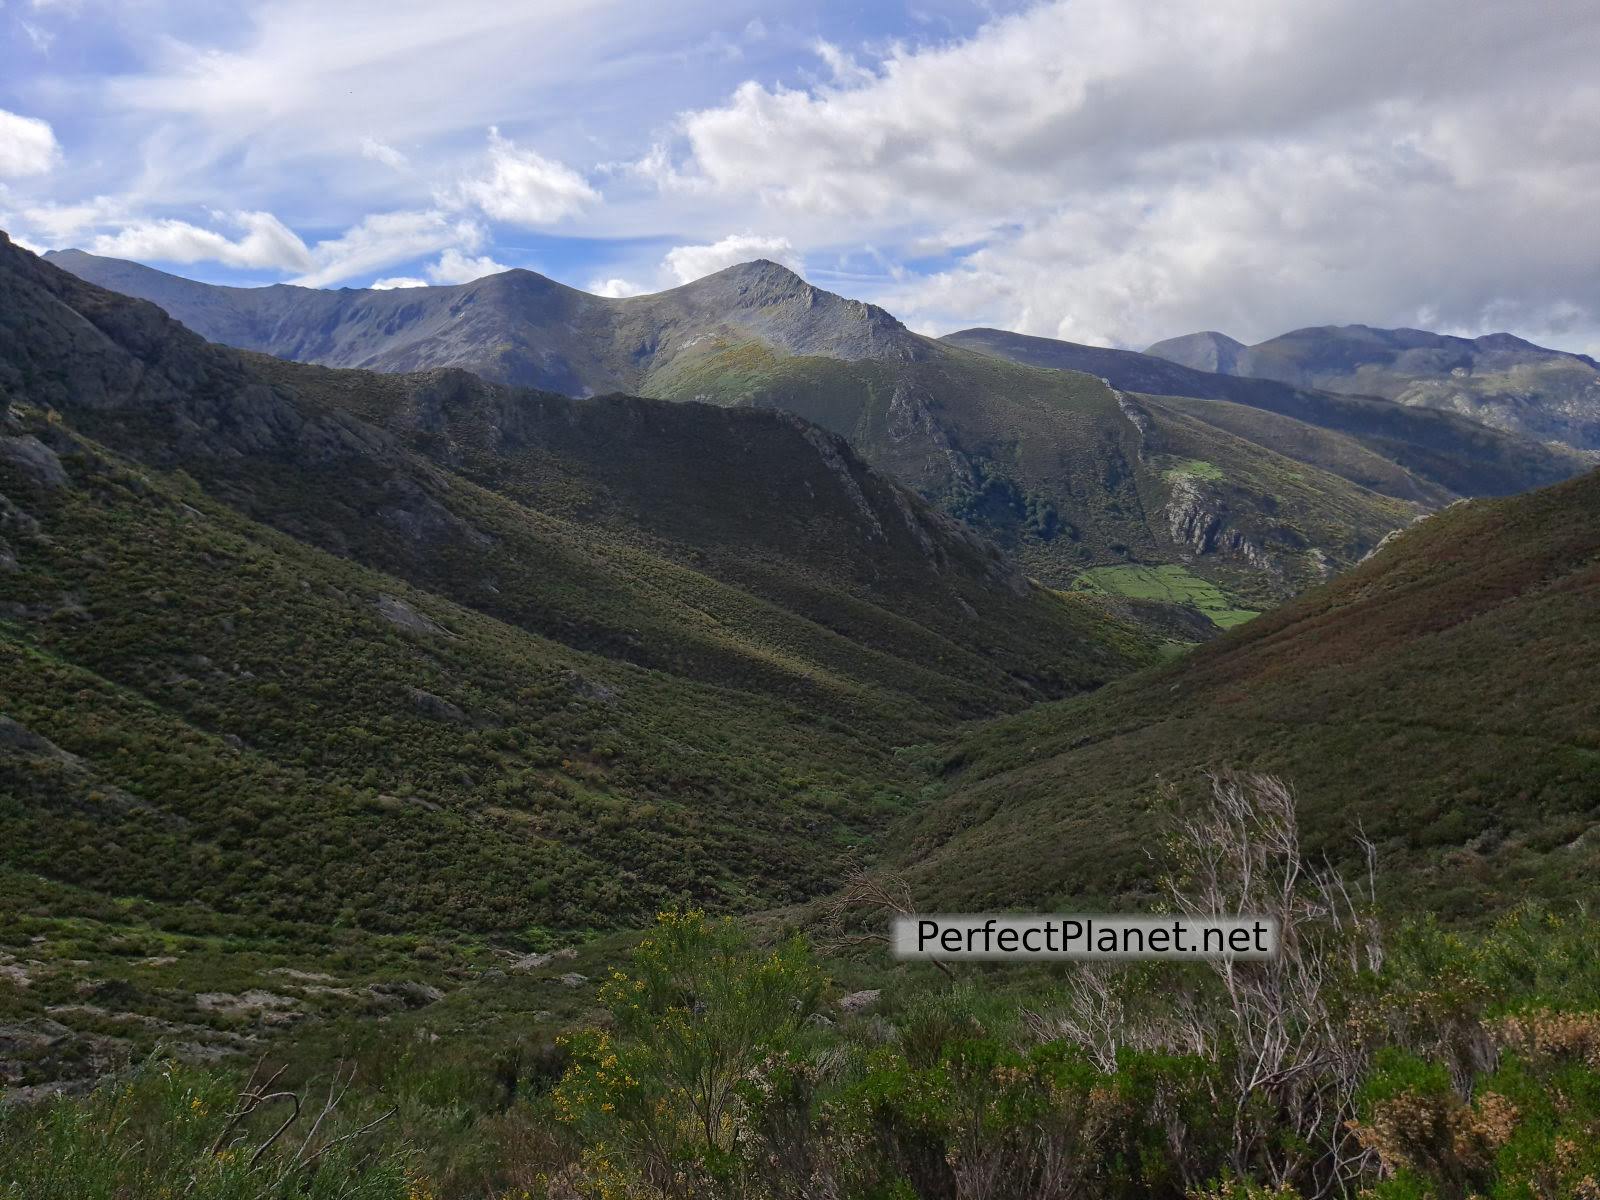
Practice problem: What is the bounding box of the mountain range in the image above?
[1146,324,1600,450]
[42,249,1594,625]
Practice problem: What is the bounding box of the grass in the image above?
[1163,457,1225,481]
[1072,563,1260,628]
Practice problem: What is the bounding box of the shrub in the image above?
[552,910,822,1195]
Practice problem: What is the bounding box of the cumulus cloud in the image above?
[588,276,645,297]
[370,276,429,290]
[663,233,803,284]
[453,127,598,226]
[89,211,312,270]
[360,137,407,169]
[661,0,1600,349]
[291,210,483,287]
[425,247,508,283]
[0,109,62,177]
[15,196,127,242]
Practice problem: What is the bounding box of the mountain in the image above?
[894,463,1600,918]
[44,251,1500,618]
[1142,330,1250,375]
[941,326,1593,502]
[41,250,923,395]
[2,230,1156,947]
[1147,323,1600,451]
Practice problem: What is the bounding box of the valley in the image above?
[3,234,1599,1200]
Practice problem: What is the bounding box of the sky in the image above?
[3,0,1599,353]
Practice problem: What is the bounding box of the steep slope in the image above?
[44,250,1454,611]
[942,326,1591,500]
[895,467,1600,918]
[2,230,1155,944]
[1148,323,1600,451]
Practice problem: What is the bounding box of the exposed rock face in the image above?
[1164,473,1276,574]
[375,594,451,638]
[409,688,468,724]
[368,981,445,1008]
[0,436,69,489]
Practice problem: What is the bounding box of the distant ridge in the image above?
[1144,321,1600,450]
[43,250,923,394]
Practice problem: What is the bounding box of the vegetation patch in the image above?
[1072,563,1260,628]
[1164,457,1225,481]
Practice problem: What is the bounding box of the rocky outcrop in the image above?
[1164,474,1275,572]
[375,593,452,638]
[0,436,68,489]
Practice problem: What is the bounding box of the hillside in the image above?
[1,229,1158,946]
[942,325,1592,500]
[895,465,1600,918]
[1147,323,1600,451]
[45,251,1497,613]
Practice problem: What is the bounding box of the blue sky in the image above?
[3,0,1599,352]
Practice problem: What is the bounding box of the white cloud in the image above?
[360,137,407,169]
[89,211,312,270]
[657,0,1600,348]
[0,109,62,177]
[453,127,598,226]
[425,247,508,283]
[588,276,645,297]
[663,233,803,284]
[370,276,429,290]
[291,209,483,287]
[21,200,488,290]
[15,196,127,242]
[811,40,873,87]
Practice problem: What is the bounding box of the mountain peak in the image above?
[685,257,814,302]
[1144,329,1249,374]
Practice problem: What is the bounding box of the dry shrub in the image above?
[1492,1008,1600,1069]
[1349,1088,1517,1199]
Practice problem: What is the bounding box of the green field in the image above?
[1071,563,1259,628]
[1163,457,1225,481]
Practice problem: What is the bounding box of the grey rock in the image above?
[0,436,68,489]
[409,687,468,723]
[368,980,445,1008]
[837,989,881,1014]
[375,593,450,638]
